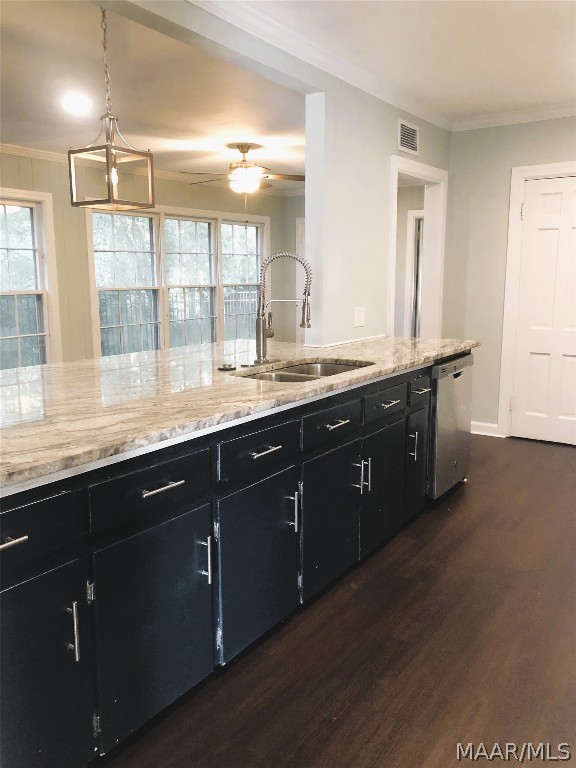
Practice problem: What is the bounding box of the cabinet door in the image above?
[0,560,96,768]
[361,419,406,557]
[405,407,430,522]
[302,440,361,601]
[93,504,213,753]
[217,466,300,664]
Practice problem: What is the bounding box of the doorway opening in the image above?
[388,157,448,338]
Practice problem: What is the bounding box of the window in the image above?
[0,203,47,369]
[92,212,161,356]
[90,210,266,357]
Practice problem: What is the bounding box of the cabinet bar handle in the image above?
[364,458,372,492]
[412,387,431,395]
[408,431,419,462]
[141,479,186,499]
[322,418,350,431]
[200,536,213,585]
[353,461,365,494]
[287,491,299,533]
[250,444,283,460]
[66,601,80,662]
[376,399,400,409]
[0,535,29,551]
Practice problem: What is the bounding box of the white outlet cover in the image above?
[354,307,365,327]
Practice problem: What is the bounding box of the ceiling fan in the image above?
[181,143,305,194]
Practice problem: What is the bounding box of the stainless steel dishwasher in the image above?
[428,353,474,499]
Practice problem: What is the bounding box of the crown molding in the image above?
[190,0,452,130]
[451,103,576,132]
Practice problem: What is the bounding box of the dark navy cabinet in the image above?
[217,466,301,663]
[405,407,430,522]
[360,418,406,557]
[92,503,214,753]
[302,439,362,600]
[0,560,96,768]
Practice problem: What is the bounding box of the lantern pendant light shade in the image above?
[68,8,155,210]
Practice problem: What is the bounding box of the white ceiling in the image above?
[197,0,576,130]
[1,0,575,191]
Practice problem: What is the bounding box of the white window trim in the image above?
[86,204,270,357]
[0,187,63,363]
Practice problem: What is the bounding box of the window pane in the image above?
[221,223,260,286]
[164,219,179,253]
[168,288,185,321]
[0,294,17,337]
[140,290,157,323]
[92,212,155,289]
[19,335,45,367]
[180,252,196,285]
[133,217,152,251]
[99,291,120,327]
[17,294,44,335]
[92,213,113,250]
[101,327,121,356]
[9,250,36,290]
[197,222,210,253]
[169,320,185,348]
[135,251,154,285]
[165,253,180,285]
[114,215,133,249]
[95,251,115,288]
[0,337,19,369]
[120,290,140,325]
[6,205,34,248]
[141,323,158,351]
[0,249,10,290]
[180,220,197,251]
[224,315,236,341]
[123,324,142,354]
[114,252,137,288]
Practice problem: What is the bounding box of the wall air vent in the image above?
[398,120,419,155]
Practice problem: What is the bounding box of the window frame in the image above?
[86,205,269,357]
[0,188,63,365]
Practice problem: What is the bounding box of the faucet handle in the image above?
[266,311,275,338]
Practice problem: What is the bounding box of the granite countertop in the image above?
[0,336,479,494]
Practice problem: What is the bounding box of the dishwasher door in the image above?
[428,354,474,499]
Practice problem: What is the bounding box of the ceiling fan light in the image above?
[228,165,263,194]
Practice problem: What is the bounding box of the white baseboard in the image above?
[471,421,506,438]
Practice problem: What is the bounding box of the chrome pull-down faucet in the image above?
[254,252,312,365]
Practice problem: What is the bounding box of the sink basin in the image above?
[242,359,374,383]
[246,371,319,382]
[280,362,366,377]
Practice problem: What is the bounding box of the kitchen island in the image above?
[0,336,478,768]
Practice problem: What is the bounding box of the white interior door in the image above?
[511,175,576,444]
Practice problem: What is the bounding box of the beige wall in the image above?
[0,149,304,361]
[444,117,576,425]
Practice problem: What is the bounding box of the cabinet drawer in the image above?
[0,489,88,576]
[364,382,407,424]
[217,421,300,484]
[409,375,432,407]
[303,399,361,452]
[90,449,210,535]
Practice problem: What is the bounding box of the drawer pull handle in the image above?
[141,479,186,499]
[250,444,283,460]
[322,418,350,431]
[199,536,212,585]
[364,458,372,492]
[408,431,419,462]
[0,535,29,551]
[413,387,431,395]
[376,399,401,409]
[287,491,299,533]
[66,601,80,662]
[353,461,365,493]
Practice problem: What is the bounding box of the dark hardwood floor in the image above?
[101,436,576,768]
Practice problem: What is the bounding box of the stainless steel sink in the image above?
[246,371,319,382]
[242,359,374,382]
[280,362,365,376]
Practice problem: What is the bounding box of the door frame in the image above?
[498,160,576,437]
[387,156,448,338]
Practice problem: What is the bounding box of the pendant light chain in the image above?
[101,8,113,116]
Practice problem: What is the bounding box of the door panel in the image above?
[217,466,300,663]
[361,420,406,557]
[0,561,95,768]
[93,504,213,752]
[302,440,361,601]
[512,176,576,444]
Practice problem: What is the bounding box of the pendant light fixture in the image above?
[68,8,154,210]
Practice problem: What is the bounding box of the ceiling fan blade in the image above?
[187,178,223,186]
[179,171,228,177]
[265,174,305,182]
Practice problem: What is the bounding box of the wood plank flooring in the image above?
[101,436,576,768]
